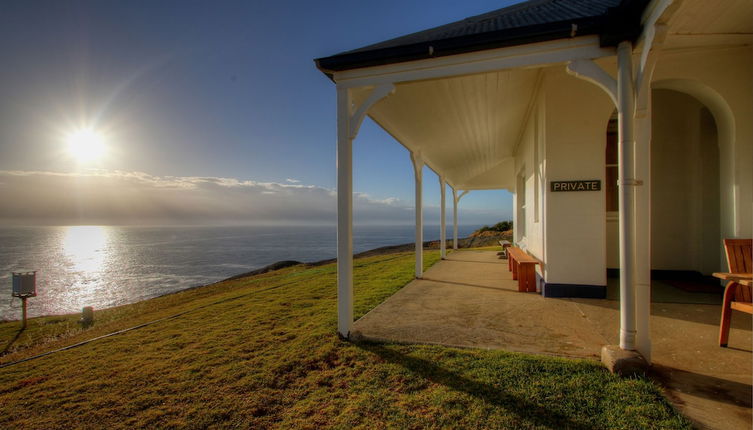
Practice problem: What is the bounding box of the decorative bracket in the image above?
[348,83,395,140]
[410,151,424,180]
[636,24,668,111]
[566,59,617,107]
[635,0,674,109]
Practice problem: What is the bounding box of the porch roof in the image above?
[315,0,642,75]
[317,0,751,191]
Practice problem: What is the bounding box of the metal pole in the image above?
[617,40,637,351]
[21,297,27,329]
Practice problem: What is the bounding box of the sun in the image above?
[65,128,106,163]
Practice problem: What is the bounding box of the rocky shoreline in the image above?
[222,232,512,282]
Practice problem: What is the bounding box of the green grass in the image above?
[0,250,690,429]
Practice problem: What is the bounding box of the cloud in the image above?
[0,170,401,225]
[0,170,508,226]
[285,178,300,184]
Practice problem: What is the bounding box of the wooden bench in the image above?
[507,247,541,293]
[497,240,511,259]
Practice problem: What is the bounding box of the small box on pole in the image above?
[12,271,37,298]
[11,271,36,329]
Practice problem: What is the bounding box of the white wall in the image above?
[653,47,752,242]
[513,46,750,287]
[606,47,751,273]
[540,67,613,286]
[651,90,721,273]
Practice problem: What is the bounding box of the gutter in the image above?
[315,0,651,78]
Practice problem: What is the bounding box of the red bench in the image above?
[507,247,541,293]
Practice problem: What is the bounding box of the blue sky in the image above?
[0,0,516,226]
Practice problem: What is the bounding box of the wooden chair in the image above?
[719,239,752,347]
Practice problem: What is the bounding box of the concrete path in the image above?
[352,250,752,430]
[353,250,607,358]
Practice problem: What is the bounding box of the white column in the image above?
[411,152,424,278]
[634,45,660,361]
[336,87,353,337]
[634,102,652,361]
[452,188,459,250]
[439,177,446,259]
[617,41,637,351]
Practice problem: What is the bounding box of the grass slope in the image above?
[0,251,689,429]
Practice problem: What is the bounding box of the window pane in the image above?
[606,131,618,165]
[606,166,619,212]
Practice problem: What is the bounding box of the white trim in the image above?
[439,176,447,259]
[452,187,459,250]
[336,87,354,337]
[411,151,425,278]
[333,36,615,88]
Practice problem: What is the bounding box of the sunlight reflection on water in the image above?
[64,226,109,273]
[57,226,113,313]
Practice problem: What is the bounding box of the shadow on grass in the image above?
[1,326,25,355]
[357,342,598,430]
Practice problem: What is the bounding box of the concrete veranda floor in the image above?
[351,250,752,430]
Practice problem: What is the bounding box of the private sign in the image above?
[550,180,601,192]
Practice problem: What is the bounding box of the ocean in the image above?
[0,225,477,320]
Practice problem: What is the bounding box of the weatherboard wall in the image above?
[513,84,546,289]
[539,67,613,288]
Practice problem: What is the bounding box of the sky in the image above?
[0,0,517,226]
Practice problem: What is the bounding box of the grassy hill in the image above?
[0,250,689,429]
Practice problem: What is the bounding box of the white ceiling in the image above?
[664,0,753,49]
[356,67,541,191]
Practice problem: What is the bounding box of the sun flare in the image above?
[65,128,106,163]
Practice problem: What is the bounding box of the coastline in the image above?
[220,232,510,281]
[1,233,510,322]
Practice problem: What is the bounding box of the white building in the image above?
[316,0,752,362]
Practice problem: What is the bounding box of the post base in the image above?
[601,345,647,376]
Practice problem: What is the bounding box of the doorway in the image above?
[605,89,722,303]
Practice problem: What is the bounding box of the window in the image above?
[605,115,618,213]
[517,169,526,241]
[533,110,541,223]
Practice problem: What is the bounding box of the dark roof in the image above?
[316,0,648,75]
